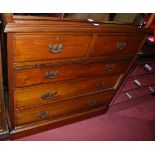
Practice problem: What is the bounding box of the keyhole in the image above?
[56,36,59,42]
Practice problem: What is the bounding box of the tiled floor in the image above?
[16,94,155,141]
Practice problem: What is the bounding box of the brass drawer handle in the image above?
[41,92,57,100]
[117,41,127,50]
[38,111,49,118]
[45,71,59,79]
[89,100,97,107]
[103,101,109,108]
[48,44,63,53]
[96,82,104,90]
[105,64,115,72]
[89,100,109,108]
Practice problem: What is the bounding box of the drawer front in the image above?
[14,60,130,87]
[91,34,144,57]
[13,34,92,62]
[114,85,155,104]
[14,75,121,110]
[131,62,155,77]
[15,91,114,126]
[122,74,155,91]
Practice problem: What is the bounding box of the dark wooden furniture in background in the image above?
[0,13,151,139]
[112,58,155,105]
[112,14,155,105]
[0,22,9,140]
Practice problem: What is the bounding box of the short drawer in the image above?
[13,34,93,62]
[14,60,130,87]
[114,85,155,104]
[131,62,155,76]
[91,33,144,57]
[14,75,122,110]
[122,74,155,91]
[14,91,114,126]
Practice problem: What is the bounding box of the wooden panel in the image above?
[0,31,9,139]
[14,75,121,110]
[13,34,93,62]
[14,91,113,126]
[0,80,6,133]
[91,33,144,57]
[114,86,154,104]
[131,61,155,76]
[14,60,130,87]
[122,74,155,91]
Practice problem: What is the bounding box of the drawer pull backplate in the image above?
[105,64,115,72]
[41,92,57,100]
[117,41,127,50]
[96,82,105,90]
[45,71,59,79]
[38,111,49,118]
[48,44,63,53]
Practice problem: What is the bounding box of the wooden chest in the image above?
[0,25,9,140]
[0,14,151,139]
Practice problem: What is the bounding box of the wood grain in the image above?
[0,14,151,138]
[14,75,120,110]
[91,33,144,57]
[0,27,9,139]
[13,34,93,62]
[14,60,130,87]
[14,91,113,126]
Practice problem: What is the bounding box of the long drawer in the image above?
[15,91,114,126]
[14,75,122,110]
[91,33,144,57]
[114,84,155,104]
[131,60,155,76]
[122,73,155,91]
[13,34,93,62]
[14,60,130,87]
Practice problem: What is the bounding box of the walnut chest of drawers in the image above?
[0,14,151,139]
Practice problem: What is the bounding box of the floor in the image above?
[16,94,155,141]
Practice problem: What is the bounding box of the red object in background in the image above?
[144,14,155,44]
[147,36,155,43]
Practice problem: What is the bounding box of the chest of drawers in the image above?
[113,58,155,105]
[0,14,151,139]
